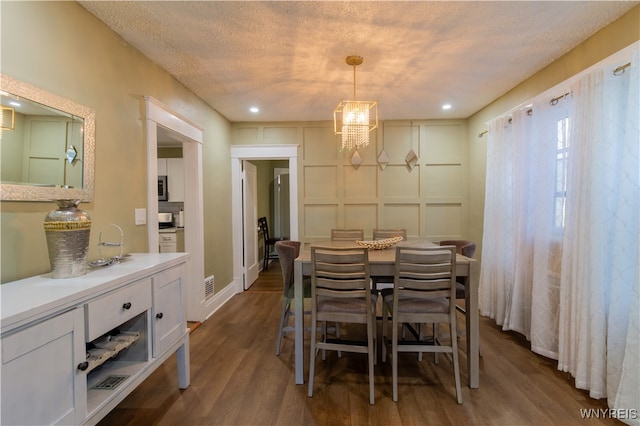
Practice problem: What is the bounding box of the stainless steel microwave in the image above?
[158,175,168,201]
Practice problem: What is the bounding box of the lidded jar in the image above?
[43,199,92,278]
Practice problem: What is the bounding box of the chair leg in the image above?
[321,321,327,361]
[308,319,317,397]
[392,318,399,402]
[263,243,269,270]
[434,323,439,364]
[418,324,423,361]
[275,298,290,355]
[367,312,375,405]
[336,322,342,358]
[450,320,462,404]
[373,310,377,366]
[382,301,388,362]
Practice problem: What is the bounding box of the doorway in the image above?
[230,145,299,295]
[145,97,206,322]
[273,167,290,239]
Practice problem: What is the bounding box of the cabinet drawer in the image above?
[85,279,152,341]
[159,233,177,243]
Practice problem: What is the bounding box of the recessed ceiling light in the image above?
[442,104,452,110]
[249,106,259,113]
[9,101,20,107]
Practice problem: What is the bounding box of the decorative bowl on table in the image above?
[356,236,404,250]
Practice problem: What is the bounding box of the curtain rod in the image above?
[478,60,632,138]
[550,92,570,106]
[614,62,631,76]
[478,108,532,137]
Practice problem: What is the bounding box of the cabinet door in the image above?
[166,158,184,202]
[1,309,86,425]
[152,265,185,357]
[157,158,168,176]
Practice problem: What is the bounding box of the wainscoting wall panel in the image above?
[232,119,468,243]
[343,165,377,199]
[344,204,378,233]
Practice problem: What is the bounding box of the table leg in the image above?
[466,259,480,388]
[294,260,304,384]
[177,334,190,389]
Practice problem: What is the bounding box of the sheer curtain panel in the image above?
[480,45,639,422]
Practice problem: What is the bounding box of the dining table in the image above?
[293,239,480,388]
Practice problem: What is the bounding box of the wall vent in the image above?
[204,275,214,300]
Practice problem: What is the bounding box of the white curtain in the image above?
[480,47,639,420]
[480,98,567,357]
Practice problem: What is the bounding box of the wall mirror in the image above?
[0,73,95,201]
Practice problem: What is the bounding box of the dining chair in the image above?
[439,239,479,355]
[330,228,364,241]
[382,245,462,404]
[274,240,311,355]
[308,245,377,405]
[372,229,407,241]
[327,229,364,354]
[439,240,476,315]
[258,216,287,271]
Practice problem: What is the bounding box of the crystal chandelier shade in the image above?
[333,55,378,150]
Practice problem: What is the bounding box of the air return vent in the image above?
[204,275,214,299]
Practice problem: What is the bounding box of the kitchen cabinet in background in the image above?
[157,158,184,202]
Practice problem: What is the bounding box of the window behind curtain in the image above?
[554,117,570,229]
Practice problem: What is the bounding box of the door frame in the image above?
[230,145,299,294]
[242,160,259,289]
[145,96,206,322]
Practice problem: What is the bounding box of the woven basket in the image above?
[356,236,404,250]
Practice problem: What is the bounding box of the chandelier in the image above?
[334,55,378,150]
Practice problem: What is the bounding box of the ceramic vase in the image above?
[43,199,92,278]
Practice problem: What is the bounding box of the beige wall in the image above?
[1,2,637,287]
[232,120,469,242]
[0,1,234,286]
[466,4,640,259]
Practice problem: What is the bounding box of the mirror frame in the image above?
[1,73,95,202]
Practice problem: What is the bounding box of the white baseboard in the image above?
[203,277,241,321]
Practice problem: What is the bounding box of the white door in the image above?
[243,161,259,289]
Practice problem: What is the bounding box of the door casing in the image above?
[230,145,299,294]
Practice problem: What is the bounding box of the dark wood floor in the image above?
[99,260,619,425]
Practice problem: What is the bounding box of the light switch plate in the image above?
[134,208,146,225]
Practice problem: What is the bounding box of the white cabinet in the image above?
[157,158,168,176]
[159,232,177,253]
[152,265,184,356]
[1,309,86,425]
[0,253,190,426]
[157,158,184,202]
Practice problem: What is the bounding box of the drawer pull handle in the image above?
[156,312,164,319]
[77,361,89,371]
[122,302,132,310]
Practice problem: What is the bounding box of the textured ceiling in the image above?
[79,1,638,122]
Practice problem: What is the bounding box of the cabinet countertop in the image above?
[1,252,189,333]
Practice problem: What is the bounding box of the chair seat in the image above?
[318,294,377,314]
[383,294,449,314]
